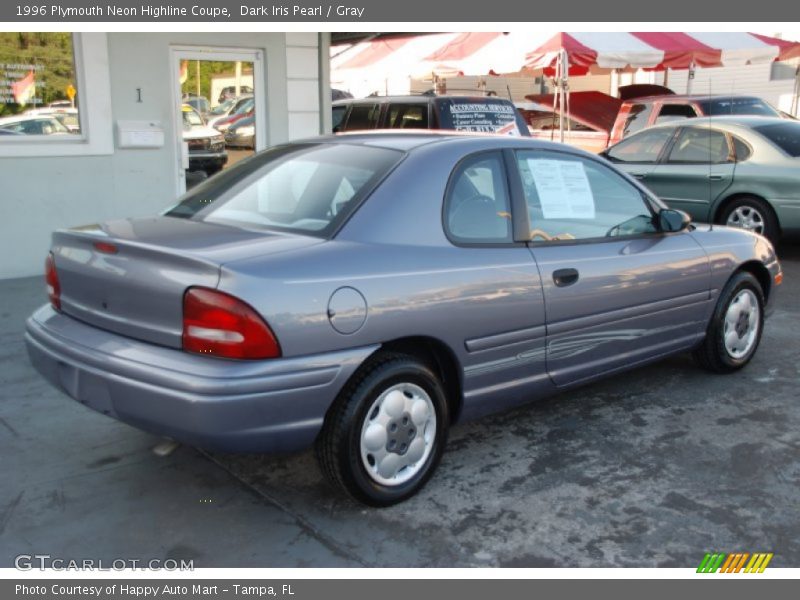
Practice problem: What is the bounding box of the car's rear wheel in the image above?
[718,196,779,244]
[315,352,449,506]
[693,271,764,373]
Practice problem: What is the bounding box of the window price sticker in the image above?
[527,159,595,219]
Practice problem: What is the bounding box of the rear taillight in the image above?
[182,287,281,360]
[45,252,61,310]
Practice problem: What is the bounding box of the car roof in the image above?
[293,130,598,155]
[625,94,766,104]
[332,95,514,107]
[632,116,789,133]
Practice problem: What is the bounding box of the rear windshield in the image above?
[164,143,403,236]
[753,122,800,157]
[700,98,779,117]
[435,98,527,135]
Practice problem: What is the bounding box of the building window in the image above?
[0,33,82,138]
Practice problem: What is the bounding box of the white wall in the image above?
[285,32,322,139]
[0,32,328,279]
[663,62,797,113]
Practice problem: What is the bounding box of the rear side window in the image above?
[165,143,403,237]
[700,98,779,117]
[622,103,653,136]
[445,152,513,243]
[605,128,673,163]
[387,103,429,129]
[655,104,698,123]
[753,122,800,157]
[732,136,752,161]
[516,150,657,241]
[667,128,732,164]
[332,106,347,131]
[343,104,380,131]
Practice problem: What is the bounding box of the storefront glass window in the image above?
[0,33,81,137]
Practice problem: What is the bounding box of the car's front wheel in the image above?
[316,352,449,506]
[693,271,765,373]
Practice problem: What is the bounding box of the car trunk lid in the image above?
[51,216,321,348]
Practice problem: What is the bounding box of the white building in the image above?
[0,32,332,279]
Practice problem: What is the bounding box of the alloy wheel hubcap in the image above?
[723,289,760,359]
[726,206,765,234]
[360,382,436,486]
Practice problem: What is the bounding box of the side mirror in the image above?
[659,208,692,232]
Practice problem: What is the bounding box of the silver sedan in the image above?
[602,116,800,243]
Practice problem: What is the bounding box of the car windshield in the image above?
[233,98,254,115]
[0,117,69,135]
[753,122,800,157]
[700,98,779,117]
[182,109,204,127]
[164,143,404,237]
[210,98,236,115]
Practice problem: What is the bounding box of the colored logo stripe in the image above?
[697,553,726,573]
[697,552,773,573]
[745,553,773,573]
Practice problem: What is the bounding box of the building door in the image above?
[170,46,266,195]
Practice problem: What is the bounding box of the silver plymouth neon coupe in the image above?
[26,132,782,505]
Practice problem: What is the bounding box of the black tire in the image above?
[315,352,449,506]
[693,271,765,373]
[718,196,780,244]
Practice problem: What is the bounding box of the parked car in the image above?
[332,88,353,101]
[522,90,785,153]
[0,115,71,135]
[602,116,800,243]
[205,96,242,128]
[181,104,227,175]
[25,107,81,133]
[212,97,254,133]
[332,95,530,135]
[218,85,253,104]
[224,115,255,149]
[26,133,781,505]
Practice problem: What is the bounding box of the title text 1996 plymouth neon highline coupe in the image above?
[26,133,782,505]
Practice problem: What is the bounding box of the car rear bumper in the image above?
[25,305,377,453]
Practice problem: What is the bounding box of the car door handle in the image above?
[630,172,647,179]
[553,268,579,287]
[708,175,725,181]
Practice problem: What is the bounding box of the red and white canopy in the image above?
[524,32,800,75]
[332,31,800,81]
[414,31,553,77]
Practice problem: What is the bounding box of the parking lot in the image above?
[1,243,798,568]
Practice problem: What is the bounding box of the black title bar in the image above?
[1,0,799,22]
